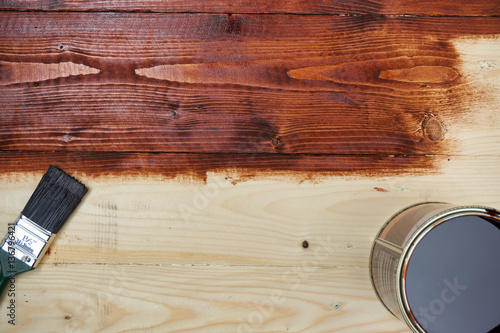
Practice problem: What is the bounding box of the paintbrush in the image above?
[0,165,88,295]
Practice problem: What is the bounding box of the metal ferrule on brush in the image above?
[1,215,56,268]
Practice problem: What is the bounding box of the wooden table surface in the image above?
[1,1,499,332]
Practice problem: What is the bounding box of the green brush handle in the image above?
[0,251,34,299]
[0,274,10,296]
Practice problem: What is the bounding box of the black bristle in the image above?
[21,165,88,234]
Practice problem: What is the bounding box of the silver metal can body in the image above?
[369,202,500,332]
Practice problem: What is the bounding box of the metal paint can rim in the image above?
[370,203,500,333]
[369,202,446,318]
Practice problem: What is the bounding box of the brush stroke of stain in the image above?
[0,20,498,182]
[94,201,119,253]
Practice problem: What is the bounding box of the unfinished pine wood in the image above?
[0,155,499,332]
[0,0,498,16]
[1,156,499,268]
[0,265,409,332]
[1,4,499,332]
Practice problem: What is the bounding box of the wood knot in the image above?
[63,135,74,143]
[344,243,354,249]
[331,303,342,311]
[271,136,282,148]
[422,114,446,142]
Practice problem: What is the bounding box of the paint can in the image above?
[370,202,500,333]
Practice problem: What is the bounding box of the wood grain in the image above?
[0,61,100,85]
[0,13,499,160]
[1,156,499,267]
[0,0,498,16]
[1,153,499,332]
[0,265,409,333]
[0,4,499,332]
[0,151,445,180]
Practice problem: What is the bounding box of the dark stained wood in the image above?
[0,78,459,155]
[0,0,498,16]
[1,14,498,156]
[0,2,498,331]
[1,13,498,63]
[0,13,499,177]
[0,151,442,182]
